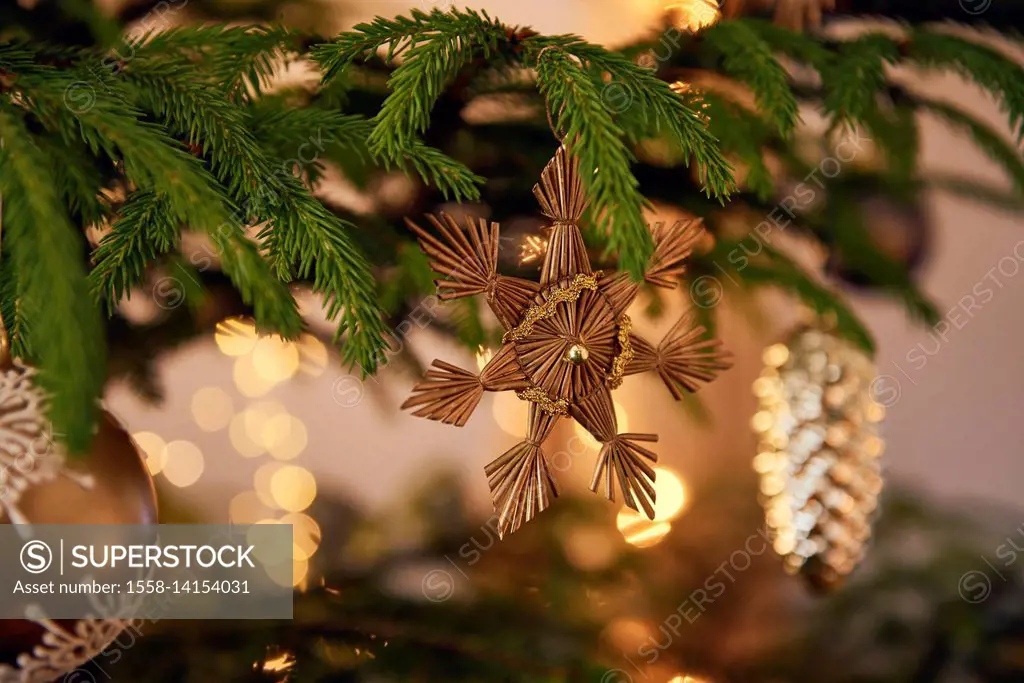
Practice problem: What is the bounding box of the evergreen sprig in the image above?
[908,28,1024,144]
[0,105,104,451]
[532,47,652,277]
[313,8,505,201]
[702,20,801,137]
[822,34,901,128]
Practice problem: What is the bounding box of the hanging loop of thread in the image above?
[534,45,581,144]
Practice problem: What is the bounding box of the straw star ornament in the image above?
[402,147,733,537]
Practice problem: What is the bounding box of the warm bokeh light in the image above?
[617,510,672,548]
[262,652,293,674]
[651,467,688,520]
[762,343,790,368]
[191,386,234,432]
[230,411,265,458]
[243,401,287,447]
[616,467,688,547]
[270,465,317,512]
[264,413,309,461]
[665,0,721,31]
[281,511,322,562]
[562,526,618,571]
[669,676,711,683]
[132,431,168,476]
[292,557,309,588]
[262,553,308,588]
[254,462,286,509]
[475,346,494,371]
[298,334,328,377]
[519,235,548,264]
[234,353,277,398]
[492,390,530,435]
[253,335,300,383]
[215,317,258,356]
[229,490,276,525]
[161,440,205,487]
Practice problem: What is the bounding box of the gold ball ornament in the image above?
[565,343,590,365]
[752,326,884,592]
[0,355,157,682]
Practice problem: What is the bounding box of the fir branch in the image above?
[90,191,178,310]
[19,63,306,339]
[914,95,1024,194]
[702,92,776,200]
[383,138,484,201]
[0,253,29,360]
[532,46,652,278]
[857,105,919,181]
[246,104,372,168]
[367,16,505,156]
[14,65,229,212]
[260,199,389,373]
[924,174,1024,212]
[740,18,833,68]
[123,61,388,360]
[127,24,301,102]
[311,8,503,83]
[522,34,735,199]
[0,105,104,452]
[33,132,108,226]
[705,239,876,354]
[702,20,801,137]
[908,28,1024,144]
[822,34,900,128]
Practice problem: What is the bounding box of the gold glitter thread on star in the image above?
[514,387,570,416]
[503,272,602,343]
[402,145,731,537]
[625,309,733,399]
[606,315,634,390]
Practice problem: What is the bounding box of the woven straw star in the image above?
[402,147,732,537]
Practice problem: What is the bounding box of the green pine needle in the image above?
[909,28,1024,145]
[532,46,652,278]
[703,20,801,138]
[312,8,503,83]
[822,34,901,129]
[915,95,1024,194]
[0,106,104,452]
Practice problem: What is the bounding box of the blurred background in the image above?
[6,0,1024,681]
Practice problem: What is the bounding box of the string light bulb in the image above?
[664,0,722,32]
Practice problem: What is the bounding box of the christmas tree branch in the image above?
[0,105,104,452]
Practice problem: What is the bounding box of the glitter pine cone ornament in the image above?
[402,147,733,537]
[752,325,885,591]
[0,335,157,682]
